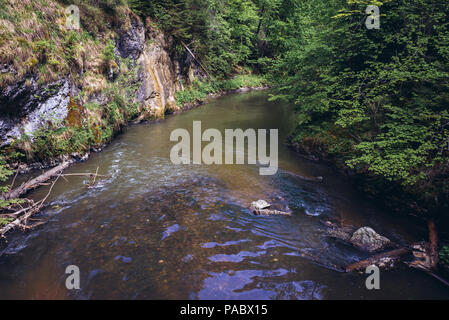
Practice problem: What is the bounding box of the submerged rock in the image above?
[250,200,271,211]
[249,200,291,216]
[350,227,391,252]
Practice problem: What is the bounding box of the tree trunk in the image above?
[428,218,439,269]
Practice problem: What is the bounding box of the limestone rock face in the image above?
[0,14,202,149]
[135,31,178,119]
[350,227,391,252]
[117,15,145,59]
[116,18,183,119]
[0,79,73,146]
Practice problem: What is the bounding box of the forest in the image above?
[38,0,448,216]
[0,0,449,300]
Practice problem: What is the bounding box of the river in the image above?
[1,91,448,299]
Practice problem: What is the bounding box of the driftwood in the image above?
[253,208,291,216]
[0,161,72,201]
[1,163,105,239]
[345,247,411,272]
[1,173,62,238]
[249,200,291,216]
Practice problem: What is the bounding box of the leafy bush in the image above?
[440,246,449,265]
[0,154,24,226]
[175,74,266,106]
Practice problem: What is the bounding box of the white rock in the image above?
[250,200,271,211]
[350,227,390,252]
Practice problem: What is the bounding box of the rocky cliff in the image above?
[0,4,203,160]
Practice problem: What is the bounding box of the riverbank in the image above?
[287,134,439,216]
[287,129,449,272]
[1,75,268,174]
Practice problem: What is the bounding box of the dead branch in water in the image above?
[1,164,105,239]
[87,166,100,188]
[345,247,411,272]
[1,173,61,238]
[294,173,323,183]
[0,161,72,201]
[408,263,449,287]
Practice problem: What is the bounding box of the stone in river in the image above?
[249,200,291,216]
[350,227,391,252]
[250,200,271,212]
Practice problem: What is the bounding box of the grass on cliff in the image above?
[0,0,145,163]
[6,55,142,163]
[0,0,130,89]
[175,73,267,106]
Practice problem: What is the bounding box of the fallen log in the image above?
[345,247,411,272]
[0,161,72,201]
[1,163,105,239]
[253,208,291,216]
[1,173,61,238]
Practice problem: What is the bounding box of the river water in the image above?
[0,91,448,299]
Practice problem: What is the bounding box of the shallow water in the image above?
[1,91,448,299]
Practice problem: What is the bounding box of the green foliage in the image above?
[440,246,449,265]
[102,39,116,63]
[175,74,266,105]
[0,155,12,194]
[270,0,449,212]
[63,31,79,66]
[0,217,14,227]
[129,0,266,77]
[0,154,24,218]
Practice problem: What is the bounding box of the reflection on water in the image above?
[0,91,448,299]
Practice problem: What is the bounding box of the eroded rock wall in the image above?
[0,78,77,147]
[0,13,202,147]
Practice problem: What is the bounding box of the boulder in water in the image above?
[350,227,391,252]
[249,200,291,216]
[250,200,271,211]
